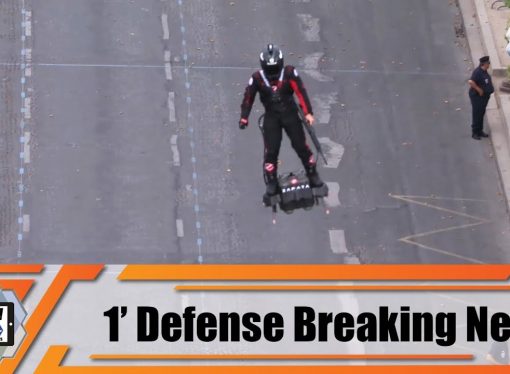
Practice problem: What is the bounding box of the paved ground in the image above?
[0,0,509,264]
[0,0,23,262]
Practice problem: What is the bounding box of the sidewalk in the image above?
[459,0,510,212]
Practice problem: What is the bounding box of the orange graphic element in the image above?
[0,265,103,374]
[90,354,472,361]
[175,285,510,291]
[0,265,43,274]
[0,279,35,300]
[35,346,510,374]
[0,265,42,301]
[119,265,510,281]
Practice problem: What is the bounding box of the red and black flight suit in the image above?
[240,65,315,180]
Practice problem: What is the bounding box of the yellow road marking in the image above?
[390,194,490,264]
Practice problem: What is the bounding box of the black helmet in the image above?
[260,43,284,81]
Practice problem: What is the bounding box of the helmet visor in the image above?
[264,63,282,78]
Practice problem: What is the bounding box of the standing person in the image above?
[468,56,494,140]
[238,44,324,197]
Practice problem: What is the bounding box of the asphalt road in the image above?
[0,0,509,264]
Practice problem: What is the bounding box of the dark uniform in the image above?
[469,57,494,138]
[239,44,323,196]
[240,65,315,173]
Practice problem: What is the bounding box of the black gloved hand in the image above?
[239,118,248,130]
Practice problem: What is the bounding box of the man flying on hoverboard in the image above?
[239,44,324,201]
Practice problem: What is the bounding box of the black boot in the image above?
[265,172,279,196]
[306,164,324,187]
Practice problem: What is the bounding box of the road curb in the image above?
[459,0,510,213]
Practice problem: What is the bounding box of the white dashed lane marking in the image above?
[168,92,176,122]
[161,13,170,40]
[329,229,348,254]
[344,256,361,264]
[22,214,30,233]
[176,219,184,238]
[23,131,31,164]
[24,48,31,61]
[312,93,338,124]
[23,10,32,37]
[164,50,172,80]
[165,63,172,80]
[318,137,344,169]
[17,4,32,256]
[324,182,340,208]
[302,53,333,82]
[23,97,31,119]
[22,145,30,163]
[176,0,204,261]
[170,135,180,167]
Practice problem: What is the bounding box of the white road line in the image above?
[161,14,170,40]
[296,14,321,42]
[168,92,176,122]
[164,50,173,79]
[36,63,164,69]
[329,229,348,254]
[24,11,32,37]
[165,62,172,80]
[318,137,345,168]
[324,182,340,208]
[23,144,30,163]
[344,255,361,264]
[18,2,30,257]
[312,93,338,124]
[302,53,333,82]
[22,214,30,233]
[17,63,464,76]
[170,135,180,166]
[176,219,184,237]
[23,97,31,119]
[177,0,203,262]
